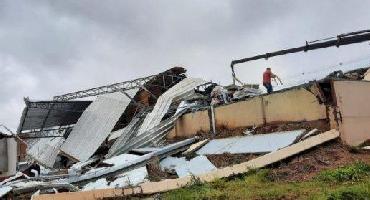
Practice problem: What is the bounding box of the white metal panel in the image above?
[160,156,216,177]
[27,137,65,168]
[61,90,138,161]
[197,130,305,155]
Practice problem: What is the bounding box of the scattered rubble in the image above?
[1,66,370,199]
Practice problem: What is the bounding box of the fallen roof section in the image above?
[27,137,65,168]
[60,90,138,162]
[33,130,339,200]
[137,78,207,136]
[81,154,148,191]
[107,109,189,158]
[197,129,305,155]
[65,137,198,184]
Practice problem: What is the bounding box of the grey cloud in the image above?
[1,0,370,129]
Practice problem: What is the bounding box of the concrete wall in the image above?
[167,110,210,139]
[264,88,327,122]
[334,81,370,146]
[0,139,8,172]
[0,138,17,177]
[215,97,264,129]
[167,87,327,139]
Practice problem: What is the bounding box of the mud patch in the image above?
[207,153,260,168]
[254,120,330,135]
[146,157,177,181]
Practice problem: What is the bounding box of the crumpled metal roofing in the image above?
[106,111,183,157]
[27,137,65,168]
[108,116,142,141]
[66,137,197,184]
[137,78,207,136]
[106,116,143,157]
[60,90,138,162]
[106,78,206,158]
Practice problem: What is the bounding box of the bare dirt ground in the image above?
[182,119,331,141]
[207,153,259,168]
[146,157,177,181]
[253,120,330,135]
[268,139,370,182]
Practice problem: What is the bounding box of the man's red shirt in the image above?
[263,71,272,84]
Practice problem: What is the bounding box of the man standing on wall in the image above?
[263,67,282,93]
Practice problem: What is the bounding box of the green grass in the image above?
[163,162,370,200]
[316,162,370,183]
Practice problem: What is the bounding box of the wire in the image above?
[277,57,370,89]
[282,54,370,80]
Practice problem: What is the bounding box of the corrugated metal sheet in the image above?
[106,109,188,158]
[106,78,206,158]
[27,137,65,168]
[61,90,138,162]
[108,116,142,141]
[66,137,197,183]
[196,129,305,155]
[137,78,207,135]
[106,116,143,157]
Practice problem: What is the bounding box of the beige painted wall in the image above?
[167,110,210,139]
[215,97,264,129]
[334,81,370,146]
[167,87,327,139]
[264,88,327,123]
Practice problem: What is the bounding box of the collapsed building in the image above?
[0,64,369,199]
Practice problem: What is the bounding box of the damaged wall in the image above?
[333,80,370,146]
[0,138,17,177]
[215,97,264,129]
[168,110,210,139]
[263,87,327,122]
[168,86,327,139]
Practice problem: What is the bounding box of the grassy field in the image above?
[162,162,370,200]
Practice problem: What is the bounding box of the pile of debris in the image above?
[0,66,370,199]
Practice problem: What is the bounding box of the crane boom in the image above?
[231,29,370,84]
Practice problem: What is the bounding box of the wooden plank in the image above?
[34,130,339,200]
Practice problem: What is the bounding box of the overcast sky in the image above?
[1,0,370,130]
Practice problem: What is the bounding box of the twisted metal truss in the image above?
[53,75,156,101]
[53,73,184,101]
